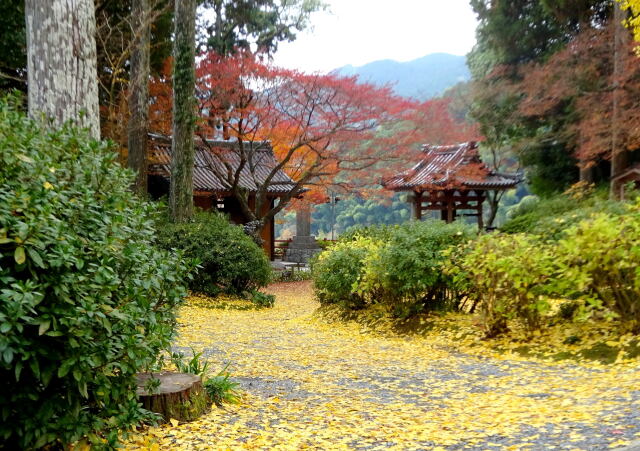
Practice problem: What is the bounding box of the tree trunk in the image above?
[611,1,630,199]
[128,0,151,195]
[486,191,501,229]
[136,372,209,422]
[25,0,100,139]
[580,165,594,183]
[170,0,197,222]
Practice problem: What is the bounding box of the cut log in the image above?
[136,371,209,422]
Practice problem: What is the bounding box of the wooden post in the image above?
[270,199,275,261]
[478,200,484,231]
[446,191,454,223]
[414,192,423,221]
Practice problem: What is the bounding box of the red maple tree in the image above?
[149,51,481,232]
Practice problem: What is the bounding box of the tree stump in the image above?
[136,371,209,422]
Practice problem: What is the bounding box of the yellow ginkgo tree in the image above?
[618,0,640,45]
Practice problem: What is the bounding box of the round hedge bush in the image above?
[0,98,192,449]
[311,236,380,309]
[156,211,272,296]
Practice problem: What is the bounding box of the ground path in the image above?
[126,281,640,450]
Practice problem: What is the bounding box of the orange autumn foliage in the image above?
[519,24,640,168]
[149,51,481,221]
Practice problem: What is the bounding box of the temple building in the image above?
[383,142,521,229]
[147,134,297,260]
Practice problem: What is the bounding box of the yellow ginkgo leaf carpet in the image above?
[125,282,640,451]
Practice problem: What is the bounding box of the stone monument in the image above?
[284,208,321,263]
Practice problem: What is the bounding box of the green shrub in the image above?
[169,350,240,406]
[272,268,313,283]
[338,223,396,243]
[556,204,640,333]
[501,186,626,241]
[457,233,555,337]
[312,237,380,309]
[316,239,335,250]
[249,290,276,308]
[362,221,474,314]
[314,221,474,314]
[0,98,191,449]
[204,364,241,406]
[171,348,210,378]
[156,211,271,296]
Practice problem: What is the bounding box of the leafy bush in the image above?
[272,268,313,283]
[501,185,626,240]
[0,98,191,449]
[556,204,640,333]
[362,221,474,314]
[171,348,210,378]
[204,364,241,406]
[250,290,276,308]
[338,223,396,243]
[456,234,555,337]
[316,239,336,250]
[312,237,380,309]
[314,221,474,314]
[156,211,271,296]
[170,350,240,406]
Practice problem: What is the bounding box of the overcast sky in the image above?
[271,0,479,73]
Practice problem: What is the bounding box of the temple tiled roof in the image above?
[383,142,521,191]
[148,134,297,195]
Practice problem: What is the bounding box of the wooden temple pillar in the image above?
[412,191,423,220]
[446,190,454,224]
[477,197,484,230]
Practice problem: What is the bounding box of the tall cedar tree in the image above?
[128,0,151,195]
[25,0,100,138]
[170,0,197,222]
[200,0,326,55]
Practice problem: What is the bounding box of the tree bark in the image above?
[611,1,630,199]
[580,165,594,183]
[486,190,503,229]
[25,0,100,139]
[128,0,151,195]
[170,0,197,222]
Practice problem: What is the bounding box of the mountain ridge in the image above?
[334,53,470,100]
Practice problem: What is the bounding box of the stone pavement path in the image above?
[126,282,640,450]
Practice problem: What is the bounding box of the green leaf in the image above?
[14,246,26,265]
[2,348,13,364]
[58,360,73,378]
[45,331,64,337]
[16,154,34,163]
[38,320,50,336]
[28,248,44,268]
